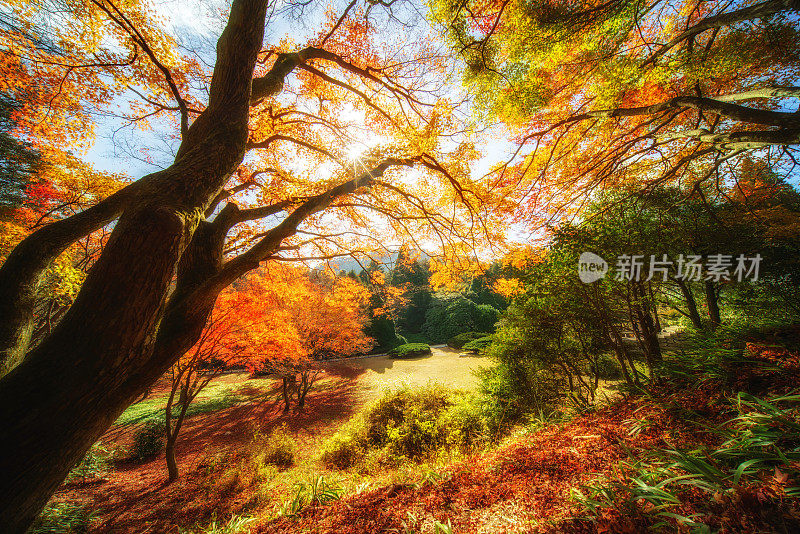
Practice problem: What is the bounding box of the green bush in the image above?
[367,386,451,458]
[447,331,489,349]
[322,385,471,467]
[422,295,501,344]
[462,335,493,353]
[29,501,96,533]
[475,353,562,435]
[474,304,500,333]
[422,296,476,343]
[256,424,296,469]
[441,396,491,450]
[387,343,431,359]
[403,332,430,344]
[366,315,406,353]
[131,418,165,461]
[319,429,366,469]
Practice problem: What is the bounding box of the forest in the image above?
[1,0,799,532]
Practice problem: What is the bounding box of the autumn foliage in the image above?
[223,266,373,374]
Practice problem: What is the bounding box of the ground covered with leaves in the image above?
[39,337,800,533]
[255,338,800,534]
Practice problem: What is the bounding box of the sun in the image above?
[345,143,367,163]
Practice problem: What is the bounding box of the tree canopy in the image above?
[431,0,800,223]
[0,0,798,530]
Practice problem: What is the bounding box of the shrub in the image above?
[422,295,501,343]
[422,296,477,343]
[447,331,489,349]
[441,396,490,450]
[403,332,429,344]
[474,304,500,332]
[572,392,800,532]
[131,418,165,461]
[212,468,242,497]
[365,386,452,456]
[29,501,96,533]
[387,343,431,359]
[384,405,444,458]
[462,335,493,353]
[256,424,296,469]
[279,474,343,517]
[475,355,562,435]
[366,315,405,353]
[319,430,366,469]
[321,385,457,467]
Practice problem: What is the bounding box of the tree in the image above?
[236,266,373,412]
[0,95,41,218]
[431,0,800,223]
[163,290,252,482]
[0,1,489,529]
[390,245,434,337]
[421,292,500,343]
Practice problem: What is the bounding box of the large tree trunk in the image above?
[0,1,267,530]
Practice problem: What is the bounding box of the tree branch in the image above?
[584,95,800,128]
[210,157,414,288]
[644,0,800,65]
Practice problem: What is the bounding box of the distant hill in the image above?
[319,250,431,274]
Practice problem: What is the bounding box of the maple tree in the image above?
[431,0,800,224]
[0,0,499,528]
[236,266,373,412]
[162,289,255,482]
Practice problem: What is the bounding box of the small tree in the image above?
[240,266,374,412]
[163,292,250,481]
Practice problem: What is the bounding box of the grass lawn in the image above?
[324,346,490,402]
[113,375,279,426]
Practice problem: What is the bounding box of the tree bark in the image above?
[297,371,314,410]
[166,438,179,483]
[704,280,722,330]
[675,278,704,330]
[282,376,294,413]
[165,395,189,483]
[0,0,268,530]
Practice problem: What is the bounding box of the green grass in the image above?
[115,381,271,427]
[185,388,241,417]
[29,501,96,533]
[115,395,168,426]
[179,512,256,534]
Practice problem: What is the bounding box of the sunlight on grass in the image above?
[114,376,278,426]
